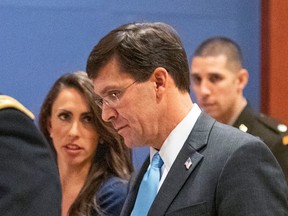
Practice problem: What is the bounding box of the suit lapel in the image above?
[149,112,215,215]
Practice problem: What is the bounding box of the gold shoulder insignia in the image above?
[283,135,288,146]
[0,95,35,119]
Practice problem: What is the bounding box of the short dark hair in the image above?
[86,22,190,92]
[194,36,243,71]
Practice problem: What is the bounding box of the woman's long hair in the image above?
[38,71,133,216]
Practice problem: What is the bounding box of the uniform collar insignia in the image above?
[239,124,248,133]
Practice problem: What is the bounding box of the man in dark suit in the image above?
[0,95,61,216]
[190,36,288,182]
[86,22,288,215]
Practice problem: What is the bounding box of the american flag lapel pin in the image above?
[184,157,192,170]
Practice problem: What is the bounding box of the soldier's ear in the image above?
[237,68,248,90]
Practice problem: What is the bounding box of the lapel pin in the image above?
[184,157,192,170]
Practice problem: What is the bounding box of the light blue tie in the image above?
[132,152,164,216]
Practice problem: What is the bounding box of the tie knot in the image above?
[151,152,163,168]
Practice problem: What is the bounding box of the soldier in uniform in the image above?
[190,36,288,182]
[0,94,61,216]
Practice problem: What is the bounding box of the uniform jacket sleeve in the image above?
[0,106,61,216]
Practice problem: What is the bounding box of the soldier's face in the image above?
[190,55,240,123]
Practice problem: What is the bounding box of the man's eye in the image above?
[108,91,121,101]
[209,75,222,83]
[191,75,201,85]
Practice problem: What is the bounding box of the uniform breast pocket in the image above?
[165,201,207,216]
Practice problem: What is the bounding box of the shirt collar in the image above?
[150,103,202,172]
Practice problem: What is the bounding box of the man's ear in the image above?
[151,67,168,91]
[237,68,249,90]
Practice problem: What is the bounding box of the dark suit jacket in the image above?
[93,176,128,216]
[233,104,288,182]
[121,112,288,216]
[0,105,61,215]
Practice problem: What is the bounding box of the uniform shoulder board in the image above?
[258,113,287,133]
[258,113,288,146]
[0,95,35,119]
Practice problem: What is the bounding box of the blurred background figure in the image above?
[38,71,133,216]
[190,36,288,182]
[0,94,61,216]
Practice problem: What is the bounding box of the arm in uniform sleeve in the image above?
[234,104,288,184]
[257,112,288,184]
[272,131,288,184]
[0,95,61,216]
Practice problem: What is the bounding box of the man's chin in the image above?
[204,109,219,120]
[122,137,146,149]
[121,136,134,148]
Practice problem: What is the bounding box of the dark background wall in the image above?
[1,0,260,170]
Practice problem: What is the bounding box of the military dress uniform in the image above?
[233,103,288,183]
[0,95,61,216]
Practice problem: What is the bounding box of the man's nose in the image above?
[199,80,211,96]
[101,103,118,123]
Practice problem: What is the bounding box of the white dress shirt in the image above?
[149,103,202,190]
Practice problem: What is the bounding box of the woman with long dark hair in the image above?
[39,71,133,216]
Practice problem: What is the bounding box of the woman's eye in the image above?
[58,113,70,121]
[83,115,93,124]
